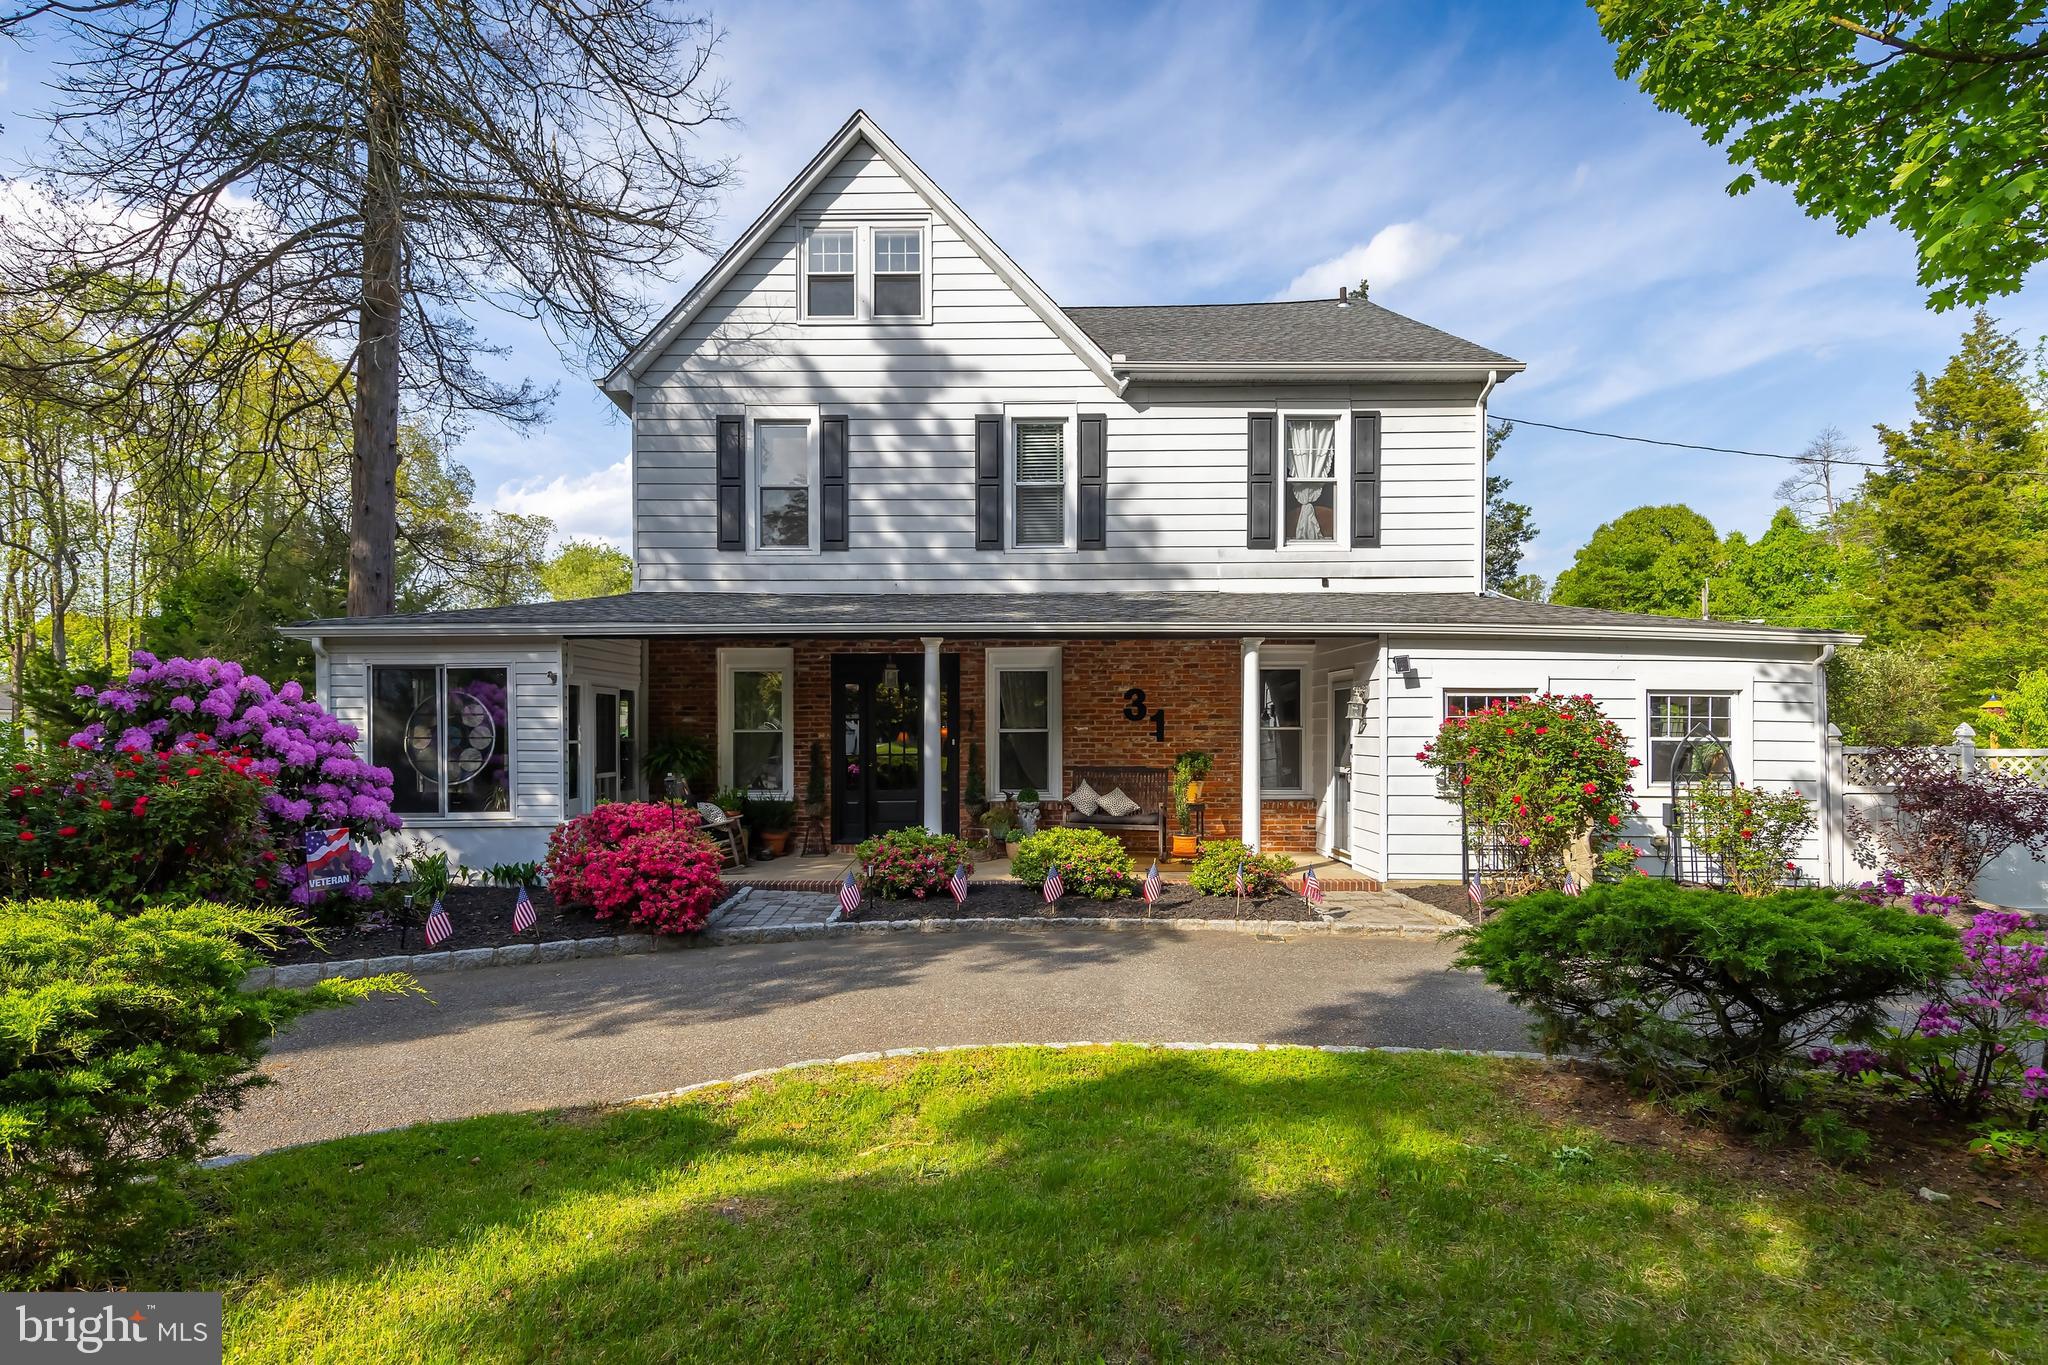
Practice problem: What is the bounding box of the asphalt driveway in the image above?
[224,930,1531,1156]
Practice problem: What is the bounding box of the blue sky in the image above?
[5,1,2044,581]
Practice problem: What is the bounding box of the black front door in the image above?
[832,653,960,844]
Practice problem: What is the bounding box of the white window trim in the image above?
[795,215,933,326]
[1276,408,1351,550]
[986,645,1062,799]
[748,404,821,555]
[1644,688,1741,789]
[1004,403,1078,552]
[719,647,796,798]
[1258,645,1315,800]
[369,661,518,823]
[869,224,930,323]
[797,224,859,323]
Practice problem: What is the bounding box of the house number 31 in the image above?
[1122,688,1167,742]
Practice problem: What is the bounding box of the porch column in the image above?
[1240,636,1263,850]
[922,636,944,833]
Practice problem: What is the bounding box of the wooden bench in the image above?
[1062,765,1168,857]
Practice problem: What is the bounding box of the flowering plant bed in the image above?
[840,880,1319,923]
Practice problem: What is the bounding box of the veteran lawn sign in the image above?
[304,827,353,893]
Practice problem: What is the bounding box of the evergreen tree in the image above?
[1483,421,1539,594]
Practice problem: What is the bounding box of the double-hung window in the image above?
[1444,692,1528,719]
[1258,665,1308,793]
[754,417,815,550]
[1283,416,1339,543]
[1648,692,1734,785]
[872,228,923,317]
[372,664,512,817]
[987,646,1061,797]
[721,648,793,797]
[1012,420,1068,548]
[804,228,856,318]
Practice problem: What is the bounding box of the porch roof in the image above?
[285,591,1852,649]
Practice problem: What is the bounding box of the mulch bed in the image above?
[1399,882,1481,926]
[846,881,1321,923]
[263,886,649,966]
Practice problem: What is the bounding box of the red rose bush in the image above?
[545,802,722,934]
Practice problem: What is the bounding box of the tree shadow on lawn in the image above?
[168,1047,2044,1364]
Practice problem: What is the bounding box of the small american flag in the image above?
[839,871,861,917]
[423,896,453,948]
[1043,865,1063,903]
[1561,871,1583,897]
[950,862,970,904]
[1143,860,1162,905]
[1466,874,1487,911]
[1301,865,1324,907]
[1233,861,1246,897]
[511,884,536,933]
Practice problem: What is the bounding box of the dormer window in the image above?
[873,229,923,317]
[804,229,856,317]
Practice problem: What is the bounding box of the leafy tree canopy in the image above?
[540,541,634,601]
[1597,1,2048,310]
[1550,504,1722,617]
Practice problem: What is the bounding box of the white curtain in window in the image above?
[1287,419,1336,541]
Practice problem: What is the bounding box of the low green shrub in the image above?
[1010,826,1135,900]
[1455,879,1958,1110]
[1798,1110,1873,1168]
[855,828,977,900]
[0,899,414,1288]
[1187,839,1295,898]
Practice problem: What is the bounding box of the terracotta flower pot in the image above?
[761,829,791,857]
[1170,833,1200,859]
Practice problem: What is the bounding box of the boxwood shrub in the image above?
[1010,826,1136,900]
[1455,878,1959,1109]
[0,900,413,1288]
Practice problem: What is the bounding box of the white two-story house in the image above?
[288,111,1847,886]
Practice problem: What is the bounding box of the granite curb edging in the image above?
[241,910,1459,990]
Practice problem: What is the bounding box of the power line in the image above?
[1492,413,2048,481]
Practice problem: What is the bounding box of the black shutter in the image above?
[716,415,745,551]
[1077,412,1107,551]
[974,413,1004,550]
[1246,411,1277,549]
[1351,409,1382,548]
[820,414,849,551]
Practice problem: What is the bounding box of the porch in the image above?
[721,847,1383,892]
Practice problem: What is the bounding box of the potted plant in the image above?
[712,785,748,820]
[1171,751,1213,858]
[643,733,714,801]
[1014,786,1041,836]
[746,798,797,857]
[983,807,1014,857]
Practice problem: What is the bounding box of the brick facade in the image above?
[645,635,1321,853]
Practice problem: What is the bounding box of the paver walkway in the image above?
[224,930,1527,1156]
[707,887,836,932]
[703,886,1461,935]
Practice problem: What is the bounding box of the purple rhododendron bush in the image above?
[64,653,400,906]
[544,802,723,934]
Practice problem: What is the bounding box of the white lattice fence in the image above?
[1984,750,2048,785]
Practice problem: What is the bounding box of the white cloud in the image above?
[493,458,631,549]
[1274,222,1460,301]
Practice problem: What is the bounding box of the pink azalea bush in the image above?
[853,827,978,900]
[66,653,399,904]
[1815,891,2048,1124]
[545,802,720,934]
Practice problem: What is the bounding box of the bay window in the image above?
[372,664,511,817]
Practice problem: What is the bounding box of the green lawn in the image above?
[167,1047,2044,1363]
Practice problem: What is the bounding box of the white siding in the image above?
[562,638,648,810]
[323,637,566,872]
[632,140,1485,594]
[1376,634,1829,883]
[1312,637,1382,878]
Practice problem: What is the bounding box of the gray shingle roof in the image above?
[290,591,1840,644]
[1062,300,1519,368]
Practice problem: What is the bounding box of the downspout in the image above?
[1815,642,1837,883]
[1474,369,1500,593]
